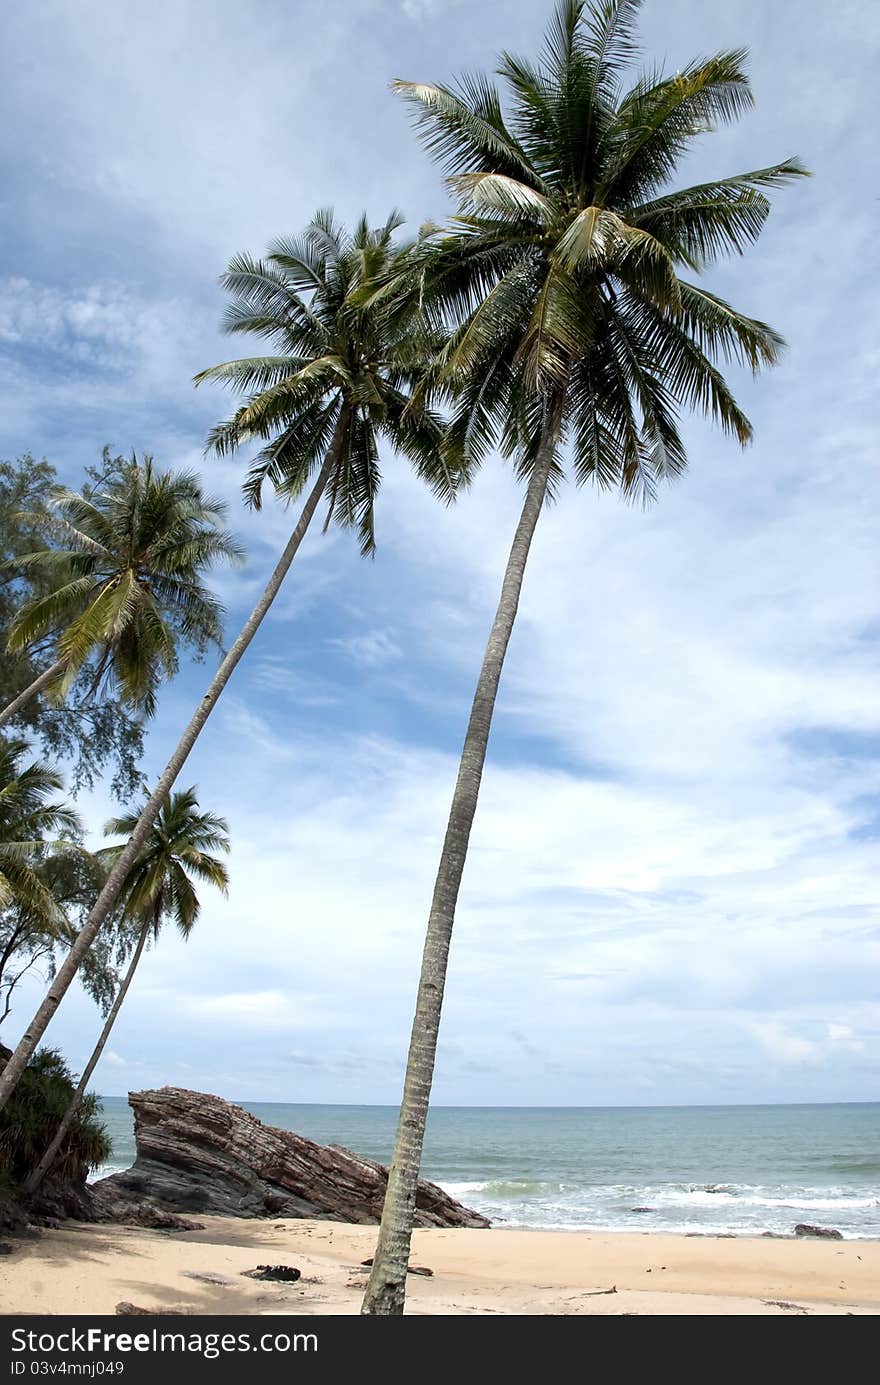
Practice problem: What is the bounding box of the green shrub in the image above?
[0,1045,110,1188]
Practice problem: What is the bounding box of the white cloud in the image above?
[183,989,344,1034]
[329,628,402,668]
[749,1019,868,1067]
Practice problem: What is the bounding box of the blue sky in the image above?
[2,0,879,1107]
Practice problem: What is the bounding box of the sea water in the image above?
[94,1099,880,1239]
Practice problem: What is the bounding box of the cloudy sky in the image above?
[2,0,878,1108]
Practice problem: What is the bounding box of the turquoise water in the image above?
[95,1098,880,1239]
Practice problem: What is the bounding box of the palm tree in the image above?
[0,210,462,1112]
[0,454,243,728]
[24,788,229,1196]
[0,738,79,940]
[362,0,807,1313]
[199,208,458,554]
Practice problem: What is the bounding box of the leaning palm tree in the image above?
[0,210,463,1111]
[24,788,229,1196]
[0,738,79,934]
[0,455,243,727]
[362,0,806,1313]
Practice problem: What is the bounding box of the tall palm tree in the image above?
[363,0,807,1313]
[0,455,243,727]
[24,788,229,1196]
[0,210,462,1112]
[0,738,79,937]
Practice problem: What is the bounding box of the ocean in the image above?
[94,1099,880,1240]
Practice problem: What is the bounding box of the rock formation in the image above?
[92,1087,490,1229]
[793,1223,843,1240]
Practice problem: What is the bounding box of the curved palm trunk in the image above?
[361,400,563,1315]
[0,659,67,729]
[0,407,351,1113]
[23,918,151,1198]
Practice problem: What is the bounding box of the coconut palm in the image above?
[0,210,463,1111]
[362,0,807,1313]
[0,738,79,934]
[0,455,243,728]
[199,208,458,553]
[24,788,229,1196]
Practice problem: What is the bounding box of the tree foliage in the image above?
[0,739,128,1026]
[99,787,230,937]
[396,0,807,498]
[1,456,145,799]
[0,1044,110,1188]
[7,450,244,717]
[196,210,465,556]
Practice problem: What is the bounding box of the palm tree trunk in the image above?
[0,659,67,729]
[23,918,151,1198]
[361,398,564,1315]
[0,406,352,1113]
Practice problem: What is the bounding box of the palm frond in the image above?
[392,78,548,190]
[631,160,809,266]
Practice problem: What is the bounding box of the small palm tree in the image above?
[0,211,462,1112]
[198,208,458,554]
[24,788,229,1195]
[0,454,243,727]
[0,738,79,933]
[363,0,807,1313]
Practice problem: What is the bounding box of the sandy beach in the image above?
[2,1220,878,1316]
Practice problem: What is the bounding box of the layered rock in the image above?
[92,1087,490,1229]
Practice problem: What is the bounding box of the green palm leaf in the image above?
[197,209,473,541]
[98,788,229,941]
[5,456,242,716]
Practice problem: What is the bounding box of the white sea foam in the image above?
[440,1178,880,1238]
[87,1161,129,1183]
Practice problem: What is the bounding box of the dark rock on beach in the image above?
[793,1223,843,1240]
[92,1087,490,1229]
[242,1265,301,1282]
[1,1168,96,1234]
[94,1199,204,1232]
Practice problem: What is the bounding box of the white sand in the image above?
[2,1219,878,1316]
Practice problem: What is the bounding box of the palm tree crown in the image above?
[0,738,79,929]
[401,0,807,493]
[195,209,462,555]
[7,455,244,715]
[98,788,229,938]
